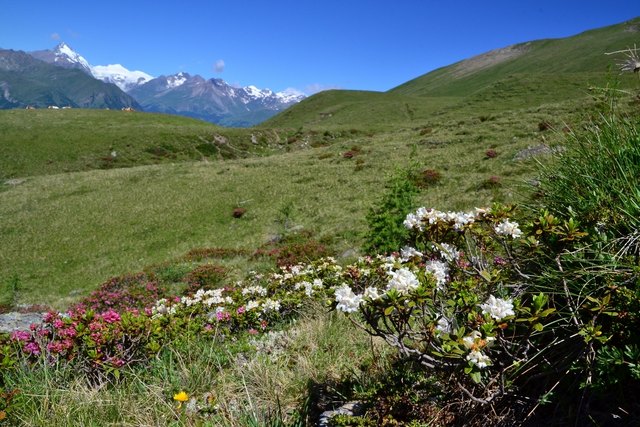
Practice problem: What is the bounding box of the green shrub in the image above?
[362,169,419,255]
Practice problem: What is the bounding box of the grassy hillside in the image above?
[2,17,638,310]
[1,104,560,308]
[264,17,639,131]
[391,17,640,97]
[261,90,459,131]
[0,109,290,179]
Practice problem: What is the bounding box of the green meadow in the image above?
[1,104,555,309]
[1,17,640,425]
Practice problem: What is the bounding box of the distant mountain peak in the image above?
[166,72,188,89]
[54,42,91,71]
[30,42,92,74]
[129,73,306,127]
[91,63,154,92]
[24,42,304,125]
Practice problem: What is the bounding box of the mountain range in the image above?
[0,48,140,110]
[0,43,304,126]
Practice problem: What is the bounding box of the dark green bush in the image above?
[362,168,419,255]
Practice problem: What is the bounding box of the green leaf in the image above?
[384,306,395,316]
[479,270,492,282]
[539,308,556,317]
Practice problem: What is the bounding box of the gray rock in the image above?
[0,312,45,333]
[317,401,365,426]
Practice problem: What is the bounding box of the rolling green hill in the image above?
[264,17,640,130]
[0,109,291,179]
[391,17,640,97]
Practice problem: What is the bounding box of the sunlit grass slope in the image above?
[264,17,639,131]
[1,102,563,308]
[0,109,285,179]
[391,17,640,97]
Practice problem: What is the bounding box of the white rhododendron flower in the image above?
[403,212,422,230]
[494,219,522,238]
[480,295,515,320]
[400,246,423,262]
[387,268,420,294]
[425,260,449,289]
[246,300,260,311]
[334,284,363,313]
[242,286,268,296]
[364,286,381,300]
[448,211,475,230]
[404,207,479,230]
[466,350,491,368]
[437,242,459,262]
[435,316,452,334]
[261,298,281,313]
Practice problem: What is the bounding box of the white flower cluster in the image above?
[387,268,420,294]
[462,330,494,368]
[364,286,381,300]
[182,288,233,307]
[480,295,515,320]
[466,350,491,369]
[404,207,479,231]
[425,260,449,289]
[242,285,268,297]
[400,246,423,262]
[152,288,237,318]
[151,298,178,318]
[245,300,260,311]
[294,278,324,297]
[494,219,522,239]
[377,254,399,272]
[334,284,363,313]
[437,242,459,263]
[261,298,282,313]
[287,264,313,277]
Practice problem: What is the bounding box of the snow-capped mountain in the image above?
[129,73,305,127]
[24,43,305,126]
[91,64,153,92]
[30,42,92,75]
[30,43,153,92]
[0,48,140,110]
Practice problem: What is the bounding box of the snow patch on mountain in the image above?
[54,42,91,71]
[276,87,306,103]
[239,85,304,105]
[91,64,154,92]
[166,72,187,89]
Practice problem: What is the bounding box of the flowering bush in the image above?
[4,259,342,384]
[70,273,167,313]
[9,308,154,383]
[323,205,558,401]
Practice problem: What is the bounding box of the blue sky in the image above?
[2,1,638,94]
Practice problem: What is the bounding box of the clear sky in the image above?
[1,1,638,94]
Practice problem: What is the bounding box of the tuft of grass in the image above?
[538,114,640,235]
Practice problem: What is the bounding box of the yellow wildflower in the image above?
[173,391,189,408]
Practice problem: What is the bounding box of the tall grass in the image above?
[4,305,391,426]
[538,114,640,235]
